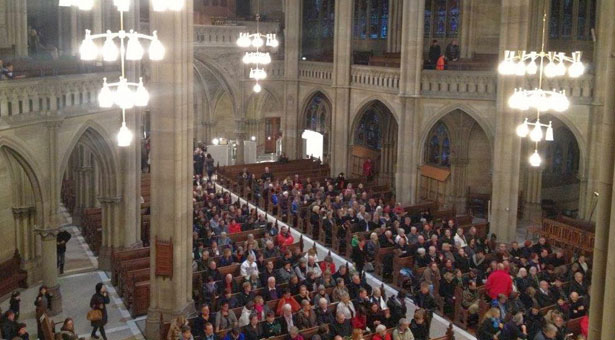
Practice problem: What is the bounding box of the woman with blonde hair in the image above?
[167,315,188,340]
[477,308,502,340]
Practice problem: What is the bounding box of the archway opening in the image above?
[420,110,492,215]
[350,100,398,187]
[301,92,331,162]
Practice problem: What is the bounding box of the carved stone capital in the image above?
[98,196,122,204]
[12,206,35,216]
[34,227,62,240]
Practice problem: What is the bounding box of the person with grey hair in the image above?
[500,312,527,340]
[280,304,295,334]
[534,323,558,340]
[295,299,318,329]
[392,318,414,340]
[315,297,334,325]
[240,254,259,280]
[330,311,352,337]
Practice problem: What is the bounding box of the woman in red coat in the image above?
[372,324,391,340]
[276,226,294,251]
[228,219,242,234]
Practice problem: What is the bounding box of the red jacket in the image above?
[319,261,336,275]
[228,222,242,234]
[485,269,513,299]
[276,233,294,250]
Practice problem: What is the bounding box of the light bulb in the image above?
[79,0,94,10]
[263,53,271,65]
[269,38,279,48]
[243,52,251,64]
[148,31,165,61]
[498,61,509,75]
[514,61,526,76]
[555,61,566,76]
[568,62,585,78]
[115,77,135,109]
[117,122,133,147]
[544,62,557,78]
[98,78,114,108]
[102,32,119,62]
[252,36,264,48]
[237,33,251,48]
[536,92,550,112]
[151,0,168,11]
[516,119,530,137]
[114,0,130,11]
[526,60,538,75]
[552,92,569,112]
[212,138,220,145]
[530,120,543,142]
[545,122,554,141]
[529,150,542,167]
[135,78,150,107]
[251,136,256,141]
[126,31,144,60]
[253,83,262,93]
[79,31,98,61]
[508,90,520,109]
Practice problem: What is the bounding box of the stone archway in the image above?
[60,126,121,269]
[349,100,398,187]
[299,91,332,162]
[420,110,492,214]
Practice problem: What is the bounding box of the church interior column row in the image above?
[282,0,301,159]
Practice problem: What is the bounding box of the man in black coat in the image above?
[330,312,352,338]
[56,229,72,274]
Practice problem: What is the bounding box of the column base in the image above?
[47,285,63,316]
[145,301,195,340]
[98,246,112,272]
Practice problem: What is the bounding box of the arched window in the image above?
[304,94,329,134]
[550,0,596,40]
[354,110,383,150]
[353,0,389,40]
[424,0,460,39]
[424,122,451,167]
[545,128,579,176]
[302,0,335,60]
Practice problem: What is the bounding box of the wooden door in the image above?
[264,117,281,154]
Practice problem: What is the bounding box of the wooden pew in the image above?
[0,250,27,298]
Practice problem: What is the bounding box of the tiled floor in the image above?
[0,207,145,340]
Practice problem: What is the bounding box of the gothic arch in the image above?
[351,96,400,131]
[193,57,239,117]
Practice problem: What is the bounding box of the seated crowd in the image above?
[213,166,592,340]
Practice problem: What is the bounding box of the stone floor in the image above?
[0,218,145,340]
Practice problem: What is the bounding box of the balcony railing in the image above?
[351,65,400,93]
[420,70,498,99]
[298,61,333,84]
[194,22,280,46]
[0,72,116,120]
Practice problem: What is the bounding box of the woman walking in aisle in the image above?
[89,283,110,340]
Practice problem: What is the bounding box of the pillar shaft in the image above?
[330,0,354,176]
[145,1,195,338]
[283,0,301,159]
[386,0,402,53]
[489,0,530,243]
[459,0,474,58]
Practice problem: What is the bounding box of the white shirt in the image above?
[454,233,468,248]
[240,260,259,279]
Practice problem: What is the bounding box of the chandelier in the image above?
[236,1,279,93]
[498,13,584,167]
[60,0,183,146]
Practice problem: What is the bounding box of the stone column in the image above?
[12,207,37,285]
[283,0,301,159]
[145,1,195,337]
[588,0,615,338]
[98,196,121,271]
[235,118,246,165]
[528,0,550,51]
[7,0,28,56]
[451,158,469,213]
[459,0,474,58]
[489,0,530,243]
[524,166,542,204]
[386,0,402,53]
[330,0,354,176]
[35,229,62,315]
[395,0,424,204]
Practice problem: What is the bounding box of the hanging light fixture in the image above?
[66,0,184,146]
[499,9,583,165]
[237,0,279,93]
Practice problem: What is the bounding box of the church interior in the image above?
[0,0,614,339]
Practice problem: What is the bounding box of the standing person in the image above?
[428,40,441,69]
[58,318,79,340]
[57,228,72,274]
[9,291,21,320]
[445,40,460,62]
[362,159,374,182]
[35,286,52,340]
[205,154,215,180]
[89,282,110,340]
[194,148,205,177]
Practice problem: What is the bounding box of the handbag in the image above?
[87,309,102,321]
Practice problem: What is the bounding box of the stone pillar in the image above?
[283,0,301,159]
[35,229,62,316]
[459,0,474,58]
[524,166,542,204]
[330,0,354,176]
[395,0,425,204]
[7,0,28,56]
[528,0,550,51]
[12,207,37,284]
[235,118,246,165]
[145,1,195,337]
[588,0,615,338]
[451,158,469,213]
[98,196,121,271]
[489,0,529,243]
[386,0,402,53]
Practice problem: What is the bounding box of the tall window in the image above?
[424,0,460,39]
[545,128,579,176]
[302,0,335,60]
[354,110,383,150]
[550,0,596,40]
[424,122,451,167]
[353,0,389,40]
[304,94,329,134]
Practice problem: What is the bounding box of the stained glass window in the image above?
[354,106,385,150]
[353,0,389,40]
[424,0,460,40]
[550,0,596,41]
[550,0,560,38]
[546,128,579,175]
[304,93,330,134]
[562,0,573,38]
[302,0,335,59]
[425,122,451,167]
